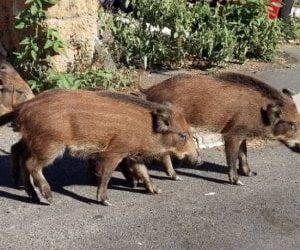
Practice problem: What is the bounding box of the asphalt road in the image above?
[254,46,300,92]
[0,46,299,250]
[0,133,299,250]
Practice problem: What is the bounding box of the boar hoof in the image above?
[174,176,183,181]
[101,200,112,206]
[41,188,53,203]
[45,196,53,204]
[153,186,162,194]
[131,180,139,188]
[229,176,245,186]
[248,171,257,177]
[238,169,257,177]
[235,180,245,186]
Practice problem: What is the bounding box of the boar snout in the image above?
[289,143,300,153]
[176,143,202,166]
[282,140,300,153]
[186,148,203,166]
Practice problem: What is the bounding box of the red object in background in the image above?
[269,0,282,19]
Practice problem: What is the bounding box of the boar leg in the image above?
[130,163,162,194]
[118,159,138,188]
[24,153,57,203]
[96,156,123,206]
[11,140,25,188]
[30,168,52,203]
[238,140,257,177]
[12,141,40,201]
[224,135,244,185]
[162,155,182,181]
[20,163,39,202]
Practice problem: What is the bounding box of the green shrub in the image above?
[188,3,237,64]
[106,0,299,68]
[27,68,132,92]
[13,0,130,92]
[13,0,66,89]
[110,0,192,69]
[278,16,300,42]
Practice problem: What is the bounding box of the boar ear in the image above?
[152,107,171,133]
[282,88,295,98]
[161,101,173,109]
[266,103,282,126]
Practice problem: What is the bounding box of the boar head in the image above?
[264,90,300,152]
[152,103,202,165]
[0,63,34,114]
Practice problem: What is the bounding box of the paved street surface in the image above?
[0,46,299,250]
[0,136,299,250]
[255,46,300,92]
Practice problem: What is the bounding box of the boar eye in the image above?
[289,122,296,131]
[178,132,188,141]
[16,89,25,95]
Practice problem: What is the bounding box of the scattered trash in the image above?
[137,242,143,246]
[205,192,216,196]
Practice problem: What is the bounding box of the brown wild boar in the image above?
[141,72,300,185]
[0,89,201,205]
[0,60,34,114]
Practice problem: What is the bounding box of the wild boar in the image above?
[0,60,34,114]
[0,89,200,205]
[141,72,300,185]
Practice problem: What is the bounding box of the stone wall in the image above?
[0,0,99,72]
[0,0,25,50]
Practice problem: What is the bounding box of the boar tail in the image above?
[0,110,17,126]
[135,70,149,94]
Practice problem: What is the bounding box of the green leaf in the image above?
[15,22,25,29]
[30,4,38,15]
[44,0,60,5]
[31,50,37,61]
[19,38,31,45]
[44,40,53,49]
[25,0,35,4]
[27,80,37,90]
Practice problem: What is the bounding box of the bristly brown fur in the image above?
[0,60,34,114]
[216,72,284,102]
[96,91,168,111]
[139,74,192,94]
[143,72,300,186]
[7,89,199,204]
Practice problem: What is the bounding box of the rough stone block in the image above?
[46,0,98,19]
[45,15,98,71]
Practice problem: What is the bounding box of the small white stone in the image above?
[204,192,216,196]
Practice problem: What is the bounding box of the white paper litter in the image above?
[205,192,216,196]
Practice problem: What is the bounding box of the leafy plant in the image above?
[109,0,193,69]
[14,0,130,92]
[278,16,300,42]
[13,0,66,91]
[45,69,132,91]
[103,0,299,68]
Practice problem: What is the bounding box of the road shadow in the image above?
[148,160,228,184]
[175,170,228,185]
[196,161,227,174]
[0,154,138,205]
[0,154,14,188]
[0,154,229,204]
